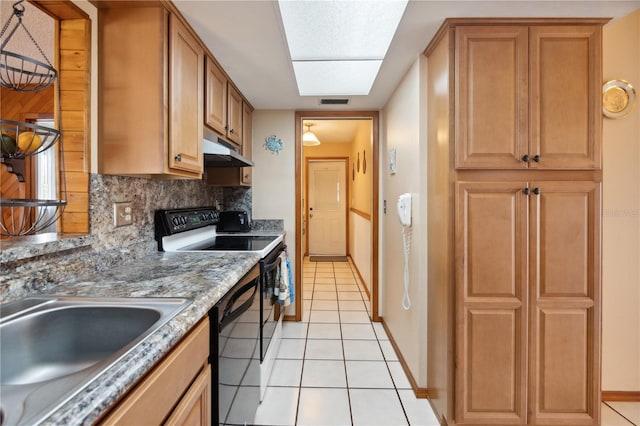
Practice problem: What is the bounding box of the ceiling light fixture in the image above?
[303,123,321,146]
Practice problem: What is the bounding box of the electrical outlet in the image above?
[114,202,133,228]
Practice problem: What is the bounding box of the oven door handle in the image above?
[261,256,281,274]
[220,278,258,331]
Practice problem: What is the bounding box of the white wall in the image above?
[349,212,372,287]
[252,110,297,313]
[380,56,429,386]
[602,9,640,393]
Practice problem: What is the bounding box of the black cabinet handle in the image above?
[533,187,540,195]
[175,153,182,162]
[522,154,530,163]
[523,187,530,195]
[533,155,540,163]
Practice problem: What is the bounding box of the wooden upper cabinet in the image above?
[169,15,204,174]
[205,56,243,147]
[455,23,602,170]
[227,84,243,145]
[529,26,602,170]
[241,101,253,185]
[205,101,252,187]
[205,57,228,136]
[456,26,529,169]
[98,5,203,178]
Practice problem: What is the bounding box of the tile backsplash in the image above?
[1,173,250,302]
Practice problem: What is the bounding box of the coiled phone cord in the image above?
[401,225,412,310]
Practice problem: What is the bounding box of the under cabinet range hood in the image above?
[203,132,253,168]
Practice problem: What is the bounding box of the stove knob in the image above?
[172,217,180,227]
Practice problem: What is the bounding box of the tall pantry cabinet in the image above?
[424,19,607,426]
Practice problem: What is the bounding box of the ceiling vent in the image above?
[320,98,350,105]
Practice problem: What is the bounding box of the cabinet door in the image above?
[241,101,252,185]
[169,15,203,175]
[205,57,228,136]
[528,181,601,425]
[529,26,602,170]
[455,181,528,424]
[455,26,528,169]
[165,365,211,426]
[227,85,243,146]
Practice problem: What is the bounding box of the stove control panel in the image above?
[155,208,220,237]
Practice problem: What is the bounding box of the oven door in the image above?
[259,243,285,361]
[213,266,260,426]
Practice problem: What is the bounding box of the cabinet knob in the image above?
[533,187,540,195]
[523,187,530,195]
[533,155,540,163]
[224,125,229,131]
[522,154,530,163]
[175,153,182,162]
[229,128,235,134]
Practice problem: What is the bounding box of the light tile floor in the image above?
[602,401,640,425]
[254,258,440,426]
[255,258,640,426]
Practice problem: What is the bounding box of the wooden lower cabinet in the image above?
[165,365,211,426]
[455,180,601,425]
[528,181,601,425]
[99,318,210,426]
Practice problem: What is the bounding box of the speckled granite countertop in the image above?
[15,250,264,426]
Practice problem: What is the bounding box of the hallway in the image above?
[254,258,440,425]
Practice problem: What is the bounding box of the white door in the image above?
[308,160,346,255]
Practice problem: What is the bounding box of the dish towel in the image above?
[278,251,290,306]
[286,252,294,304]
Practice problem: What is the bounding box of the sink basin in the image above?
[0,296,191,425]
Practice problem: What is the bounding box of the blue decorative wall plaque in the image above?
[264,135,284,154]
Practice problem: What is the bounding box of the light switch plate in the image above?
[389,148,397,175]
[113,202,133,227]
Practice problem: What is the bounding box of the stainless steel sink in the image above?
[0,296,191,426]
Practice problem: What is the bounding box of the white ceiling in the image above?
[175,1,639,111]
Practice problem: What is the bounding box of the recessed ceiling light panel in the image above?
[278,0,408,61]
[292,60,382,96]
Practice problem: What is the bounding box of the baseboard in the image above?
[602,390,640,401]
[380,318,430,399]
[347,254,371,299]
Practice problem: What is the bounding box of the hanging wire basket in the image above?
[0,198,67,236]
[0,116,67,236]
[0,0,57,92]
[0,119,61,158]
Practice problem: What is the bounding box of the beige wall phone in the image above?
[397,193,412,310]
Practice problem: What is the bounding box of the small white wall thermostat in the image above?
[389,148,397,175]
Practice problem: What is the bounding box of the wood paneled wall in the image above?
[58,17,90,233]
